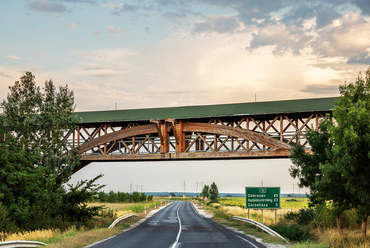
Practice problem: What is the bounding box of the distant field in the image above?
[219,197,309,209]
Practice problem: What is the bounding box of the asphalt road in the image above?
[91,201,266,248]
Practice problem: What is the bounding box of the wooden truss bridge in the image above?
[66,97,337,172]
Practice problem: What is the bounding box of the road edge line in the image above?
[190,202,204,218]
[237,235,259,248]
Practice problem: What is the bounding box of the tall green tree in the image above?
[0,72,103,231]
[331,67,370,241]
[1,72,79,186]
[201,185,209,198]
[289,106,352,236]
[209,182,219,201]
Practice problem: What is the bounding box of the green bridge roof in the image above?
[74,97,339,123]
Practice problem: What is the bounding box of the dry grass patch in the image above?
[46,226,123,248]
[219,205,296,225]
[309,228,370,248]
[4,229,60,242]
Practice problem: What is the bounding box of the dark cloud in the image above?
[112,3,153,16]
[26,0,69,13]
[196,0,294,24]
[282,3,316,26]
[315,7,341,29]
[352,0,370,16]
[56,0,97,3]
[144,27,152,34]
[192,16,242,34]
[347,52,370,64]
[301,84,339,94]
[248,23,312,55]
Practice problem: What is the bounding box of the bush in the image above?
[283,208,315,225]
[270,223,310,242]
[311,205,336,229]
[214,207,232,220]
[297,208,315,225]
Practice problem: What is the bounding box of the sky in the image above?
[1,0,370,194]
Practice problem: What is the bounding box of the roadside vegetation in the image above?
[0,72,107,241]
[203,67,370,248]
[2,200,165,247]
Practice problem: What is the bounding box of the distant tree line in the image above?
[97,191,153,203]
[289,67,370,241]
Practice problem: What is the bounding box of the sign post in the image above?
[245,187,280,224]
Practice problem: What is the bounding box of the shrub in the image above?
[214,208,232,220]
[297,208,315,225]
[270,223,310,242]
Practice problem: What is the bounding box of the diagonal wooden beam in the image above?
[182,122,290,150]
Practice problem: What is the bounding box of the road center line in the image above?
[170,202,183,248]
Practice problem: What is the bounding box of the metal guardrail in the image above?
[108,212,138,229]
[0,240,47,247]
[229,216,288,243]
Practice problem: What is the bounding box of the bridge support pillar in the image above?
[151,120,169,154]
[167,119,185,153]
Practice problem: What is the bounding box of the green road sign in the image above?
[245,187,280,209]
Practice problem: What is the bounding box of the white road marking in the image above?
[170,202,183,248]
[237,235,259,248]
[190,202,204,218]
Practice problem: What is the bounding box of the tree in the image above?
[289,67,370,240]
[1,72,79,186]
[209,182,219,201]
[98,192,108,203]
[330,67,370,241]
[289,105,353,236]
[0,72,103,231]
[140,192,147,202]
[201,185,209,198]
[132,192,141,202]
[289,117,333,206]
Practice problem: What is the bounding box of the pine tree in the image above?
[209,182,219,201]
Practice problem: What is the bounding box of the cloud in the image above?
[106,26,124,34]
[347,51,370,64]
[144,27,152,34]
[352,0,370,16]
[110,3,153,16]
[301,84,339,94]
[192,15,243,34]
[26,0,69,13]
[248,22,311,55]
[6,55,24,60]
[312,13,370,58]
[63,22,82,29]
[57,0,97,4]
[80,64,127,78]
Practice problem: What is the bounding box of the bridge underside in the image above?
[66,111,328,173]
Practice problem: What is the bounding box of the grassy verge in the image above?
[2,201,165,247]
[204,198,370,248]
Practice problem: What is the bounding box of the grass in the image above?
[219,197,309,209]
[2,200,165,247]
[208,197,370,248]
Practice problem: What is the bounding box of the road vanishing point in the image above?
[90,201,266,248]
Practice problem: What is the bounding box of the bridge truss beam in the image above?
[65,111,328,172]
